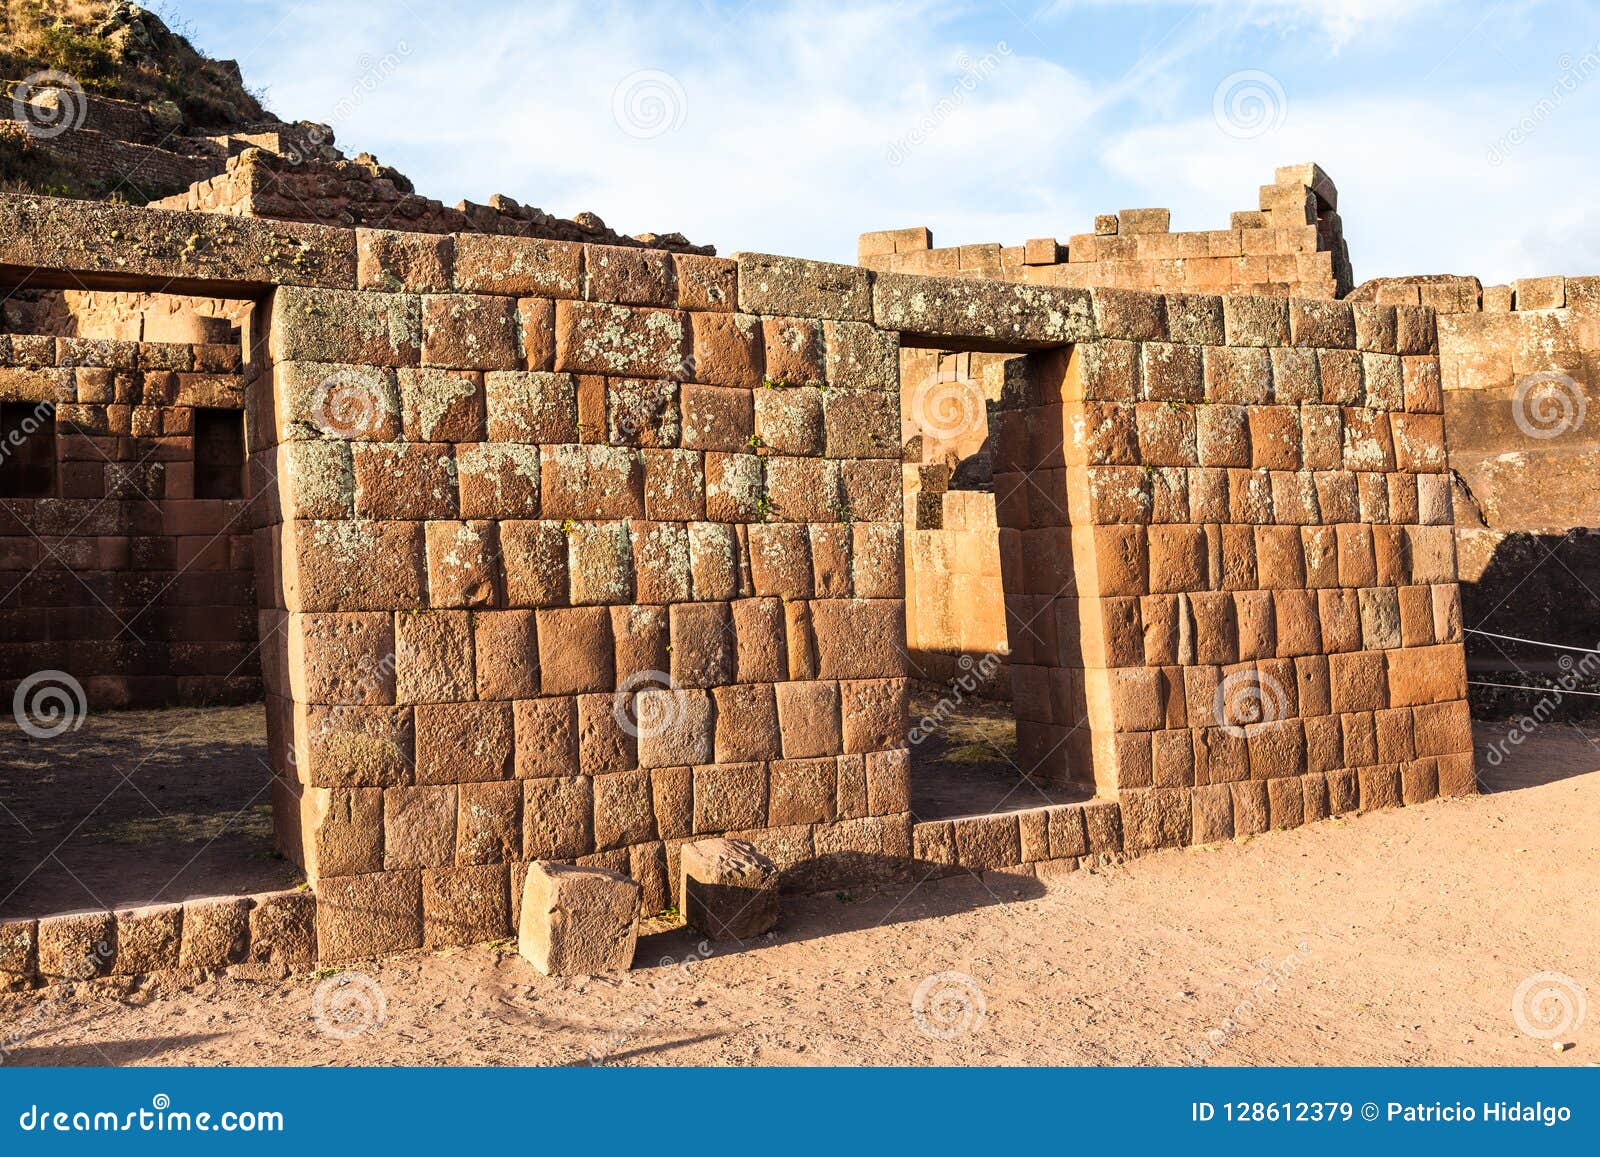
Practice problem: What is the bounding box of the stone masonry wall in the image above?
[869,274,1475,861]
[1351,272,1600,689]
[0,333,258,708]
[860,163,1352,300]
[0,192,1477,970]
[251,237,912,961]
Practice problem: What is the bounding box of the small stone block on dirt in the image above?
[680,837,780,941]
[518,861,640,977]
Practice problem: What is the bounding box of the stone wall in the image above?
[0,192,1476,968]
[251,238,912,960]
[1351,272,1600,687]
[860,163,1352,300]
[0,333,258,708]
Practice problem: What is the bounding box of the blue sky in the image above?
[154,0,1600,285]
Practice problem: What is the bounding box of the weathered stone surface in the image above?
[735,253,872,322]
[518,861,641,976]
[873,271,1094,347]
[0,194,356,291]
[679,837,780,941]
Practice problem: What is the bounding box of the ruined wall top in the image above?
[859,163,1353,301]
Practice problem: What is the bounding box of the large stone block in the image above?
[873,271,1093,347]
[736,253,872,322]
[679,838,779,941]
[517,862,640,976]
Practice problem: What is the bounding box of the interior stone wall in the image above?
[0,333,258,708]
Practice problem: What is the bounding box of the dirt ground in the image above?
[1,719,1596,1067]
[0,706,294,918]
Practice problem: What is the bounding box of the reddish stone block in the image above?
[423,294,521,370]
[518,298,556,371]
[705,452,765,521]
[586,245,676,307]
[555,300,690,379]
[606,376,679,447]
[732,598,788,683]
[394,610,476,704]
[287,612,396,705]
[397,367,485,441]
[423,863,510,948]
[425,520,501,608]
[415,701,514,784]
[840,679,907,754]
[691,763,767,834]
[537,606,615,694]
[675,254,738,312]
[482,369,578,443]
[358,228,453,293]
[453,234,581,298]
[456,779,522,864]
[670,601,734,688]
[612,604,670,681]
[632,520,692,604]
[593,767,657,850]
[775,680,842,758]
[753,385,824,456]
[769,758,837,826]
[643,448,706,522]
[315,870,423,962]
[690,312,763,388]
[680,382,754,452]
[284,521,428,614]
[712,683,781,763]
[513,696,578,778]
[523,775,594,859]
[541,444,644,520]
[500,520,569,607]
[352,443,458,520]
[576,692,637,776]
[456,442,543,519]
[810,599,904,680]
[384,784,458,869]
[566,521,634,605]
[748,523,814,599]
[763,317,823,385]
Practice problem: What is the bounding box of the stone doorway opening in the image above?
[0,286,287,920]
[899,344,1093,821]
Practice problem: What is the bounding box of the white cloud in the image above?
[1102,81,1600,285]
[1043,0,1448,50]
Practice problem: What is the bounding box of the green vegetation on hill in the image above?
[0,0,268,131]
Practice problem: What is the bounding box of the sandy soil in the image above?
[0,706,294,918]
[1,719,1595,1067]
